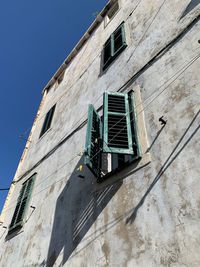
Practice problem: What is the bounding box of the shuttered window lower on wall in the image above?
[8,174,36,235]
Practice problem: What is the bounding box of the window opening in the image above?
[84,91,141,183]
[102,23,126,71]
[8,174,36,235]
[39,104,56,138]
[106,1,119,24]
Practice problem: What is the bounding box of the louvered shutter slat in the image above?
[103,92,134,154]
[103,39,112,70]
[84,105,102,178]
[15,198,27,224]
[8,174,36,234]
[113,23,127,57]
[9,203,21,228]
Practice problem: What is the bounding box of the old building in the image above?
[0,0,200,266]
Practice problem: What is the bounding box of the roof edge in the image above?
[42,0,116,94]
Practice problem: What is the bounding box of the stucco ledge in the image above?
[93,152,151,192]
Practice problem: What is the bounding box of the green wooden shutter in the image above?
[103,38,112,70]
[9,183,27,230]
[103,92,134,154]
[40,104,56,137]
[84,105,102,178]
[113,23,126,56]
[8,174,36,234]
[103,23,126,71]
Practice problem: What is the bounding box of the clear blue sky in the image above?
[0,0,108,212]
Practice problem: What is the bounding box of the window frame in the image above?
[104,1,120,27]
[84,90,144,183]
[99,91,142,182]
[84,104,102,178]
[8,174,36,235]
[39,104,56,138]
[102,22,127,71]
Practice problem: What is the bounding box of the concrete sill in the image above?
[93,152,151,192]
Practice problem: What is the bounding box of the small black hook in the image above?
[159,116,167,125]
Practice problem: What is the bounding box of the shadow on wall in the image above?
[126,109,200,224]
[46,157,122,267]
[180,0,200,19]
[46,109,199,266]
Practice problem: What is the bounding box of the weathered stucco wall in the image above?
[0,0,200,266]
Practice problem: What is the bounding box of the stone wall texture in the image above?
[0,0,200,266]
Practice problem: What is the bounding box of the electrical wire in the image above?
[37,0,198,150]
[5,51,200,203]
[0,189,9,191]
[43,0,164,146]
[88,52,200,163]
[18,49,200,185]
[19,0,198,151]
[1,52,200,215]
[18,0,143,141]
[12,0,146,184]
[13,5,200,196]
[125,0,167,64]
[86,51,200,156]
[2,0,200,215]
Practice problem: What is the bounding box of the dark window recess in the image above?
[103,39,112,67]
[113,27,123,53]
[107,1,119,20]
[8,174,36,235]
[102,23,127,71]
[84,92,141,183]
[57,71,65,85]
[40,105,56,138]
[111,153,136,170]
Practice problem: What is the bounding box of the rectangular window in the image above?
[39,104,56,138]
[107,1,119,20]
[105,1,119,26]
[102,23,127,71]
[8,174,36,234]
[84,91,141,182]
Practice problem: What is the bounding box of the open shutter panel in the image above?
[23,177,34,198]
[103,92,134,155]
[113,23,126,56]
[103,38,112,70]
[9,183,27,229]
[15,176,35,225]
[84,105,102,178]
[8,174,36,233]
